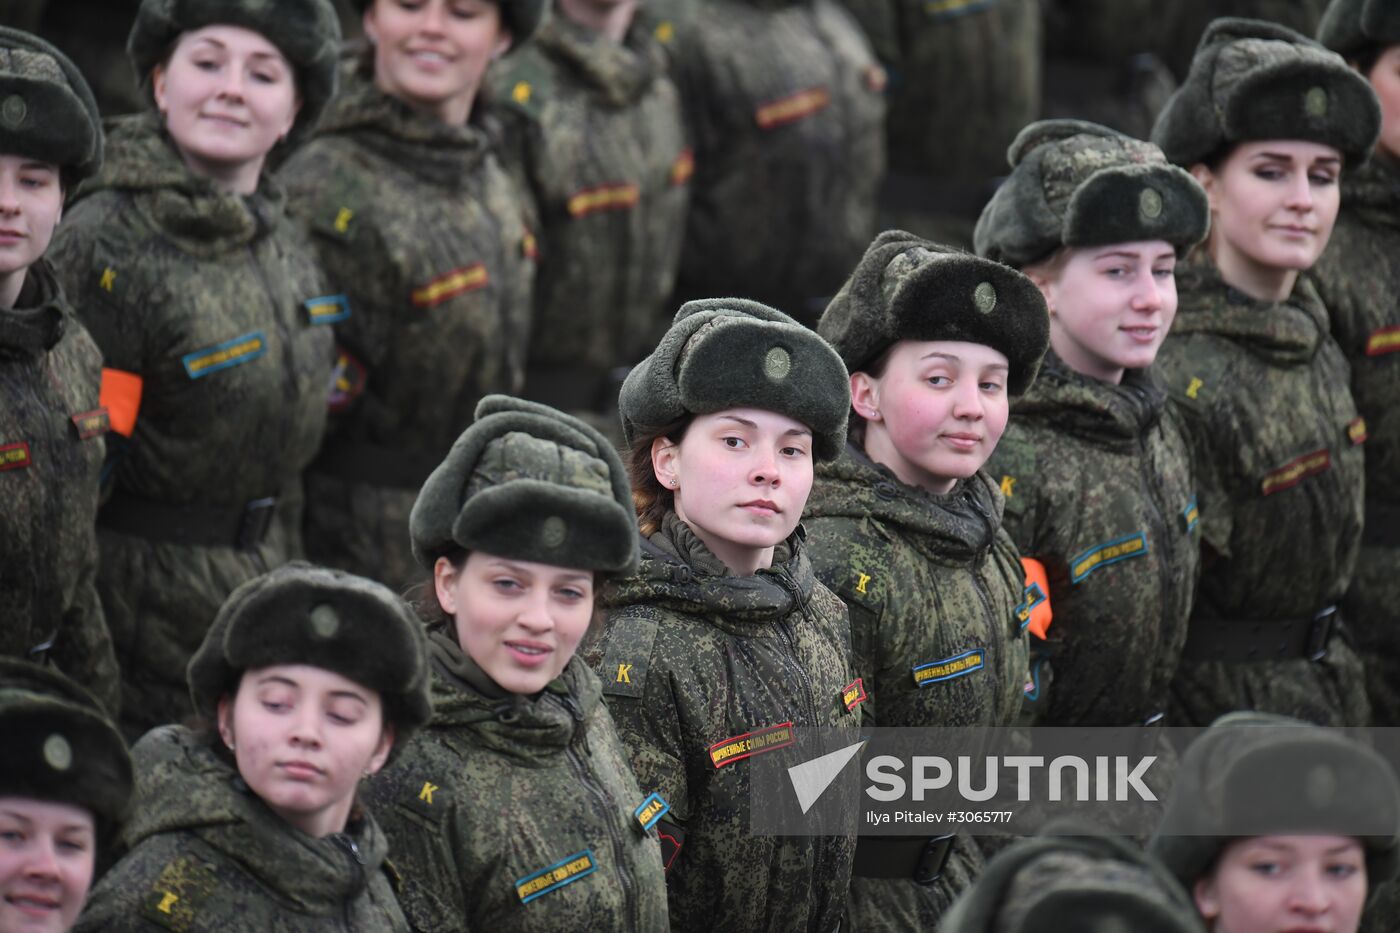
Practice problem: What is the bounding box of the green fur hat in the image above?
[620,298,851,461]
[1153,17,1381,167]
[942,828,1204,933]
[350,0,549,48]
[975,120,1211,269]
[0,27,102,184]
[1319,0,1400,58]
[187,563,432,760]
[127,0,342,147]
[0,659,132,843]
[818,230,1050,397]
[411,395,639,575]
[1150,713,1400,901]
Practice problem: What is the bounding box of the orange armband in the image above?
[99,368,143,437]
[1018,557,1053,640]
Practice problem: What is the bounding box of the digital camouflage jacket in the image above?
[76,725,409,932]
[48,113,333,737]
[804,447,1029,929]
[0,260,118,713]
[281,60,536,593]
[986,352,1200,727]
[1156,255,1369,727]
[364,632,668,932]
[590,512,857,932]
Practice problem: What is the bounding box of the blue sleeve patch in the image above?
[634,792,671,832]
[1024,656,1047,702]
[1069,532,1149,584]
[1015,582,1047,630]
[515,850,597,904]
[181,331,266,379]
[1181,498,1200,534]
[303,294,351,325]
[912,649,986,687]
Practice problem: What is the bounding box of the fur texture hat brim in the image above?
[0,27,102,181]
[350,0,549,48]
[1318,0,1400,58]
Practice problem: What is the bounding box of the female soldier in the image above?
[47,0,342,738]
[280,0,541,592]
[0,27,118,712]
[363,395,666,932]
[1149,18,1380,727]
[75,562,432,932]
[1151,713,1400,933]
[974,120,1210,729]
[0,659,131,933]
[802,233,1049,926]
[590,299,858,931]
[1313,0,1400,725]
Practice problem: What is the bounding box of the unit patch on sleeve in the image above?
[912,649,986,687]
[634,792,671,832]
[598,614,658,699]
[327,346,367,414]
[411,263,489,309]
[670,149,694,187]
[402,778,447,823]
[71,409,110,440]
[1015,582,1047,631]
[754,88,831,129]
[1069,532,1148,584]
[303,294,351,325]
[139,856,217,932]
[1181,498,1200,533]
[709,722,795,768]
[515,850,597,904]
[0,441,31,471]
[841,678,868,713]
[1366,324,1400,356]
[1347,418,1368,446]
[181,331,266,380]
[1260,448,1331,496]
[567,183,640,218]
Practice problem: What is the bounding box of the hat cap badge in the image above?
[541,515,568,548]
[973,282,997,314]
[309,604,341,639]
[764,346,792,381]
[1139,187,1164,221]
[1304,86,1329,117]
[1,94,26,128]
[43,733,72,772]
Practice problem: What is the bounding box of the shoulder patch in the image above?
[401,777,448,823]
[411,263,489,309]
[327,345,368,414]
[0,441,31,471]
[1181,497,1200,533]
[708,722,795,768]
[515,849,596,904]
[181,331,266,380]
[840,677,868,713]
[670,148,694,187]
[598,613,659,699]
[1347,418,1367,446]
[1366,324,1400,357]
[1260,448,1331,496]
[912,649,986,687]
[1069,532,1149,584]
[567,183,640,218]
[754,87,831,130]
[633,791,671,832]
[71,408,110,440]
[140,856,218,932]
[303,294,351,326]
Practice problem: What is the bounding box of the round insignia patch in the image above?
[764,346,792,381]
[1305,763,1338,808]
[541,516,568,548]
[973,282,997,314]
[43,733,72,772]
[1,95,27,128]
[309,604,341,639]
[1304,86,1329,118]
[1139,187,1163,220]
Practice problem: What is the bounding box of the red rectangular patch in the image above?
[1260,448,1331,496]
[71,408,110,440]
[0,441,31,471]
[841,678,868,712]
[521,229,539,260]
[411,263,489,309]
[566,183,640,218]
[754,88,830,130]
[1348,418,1368,446]
[1365,325,1400,357]
[709,722,794,768]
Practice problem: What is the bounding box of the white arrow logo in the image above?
[787,740,867,814]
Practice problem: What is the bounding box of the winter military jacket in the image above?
[0,260,118,713]
[76,725,409,932]
[281,61,536,593]
[803,447,1029,928]
[590,512,858,932]
[1155,255,1369,728]
[649,0,885,322]
[490,15,690,413]
[985,352,1200,727]
[365,631,668,933]
[1311,151,1400,725]
[48,113,333,737]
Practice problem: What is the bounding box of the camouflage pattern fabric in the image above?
[490,14,690,416]
[365,634,668,932]
[1310,152,1400,726]
[75,725,410,932]
[1155,255,1370,727]
[648,0,885,323]
[48,113,334,738]
[589,512,858,932]
[0,259,118,714]
[803,446,1029,929]
[985,352,1200,727]
[280,61,535,593]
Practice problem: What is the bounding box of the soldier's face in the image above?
[1366,46,1400,162]
[1193,141,1342,283]
[852,340,1009,496]
[152,26,301,185]
[1031,241,1178,385]
[652,408,815,575]
[365,0,512,125]
[217,665,394,839]
[1193,834,1366,933]
[0,155,63,283]
[434,552,596,694]
[0,798,95,933]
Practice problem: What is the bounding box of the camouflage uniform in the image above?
[489,14,690,420]
[1155,256,1370,727]
[48,113,334,737]
[589,513,858,932]
[280,61,535,593]
[366,637,667,932]
[76,725,410,932]
[649,0,886,323]
[1310,153,1400,724]
[803,449,1029,928]
[0,260,119,713]
[985,352,1200,727]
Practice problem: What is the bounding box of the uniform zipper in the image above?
[332,833,366,931]
[245,241,299,575]
[965,492,1005,714]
